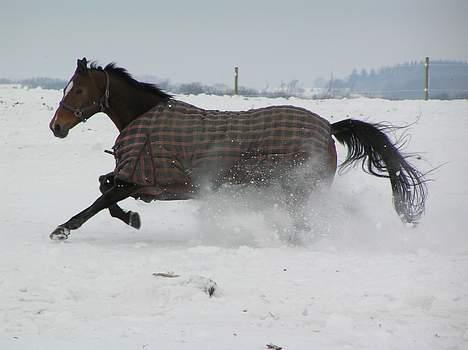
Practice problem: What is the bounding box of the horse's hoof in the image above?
[128,211,141,230]
[50,226,70,240]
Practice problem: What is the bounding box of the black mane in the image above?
[89,62,171,100]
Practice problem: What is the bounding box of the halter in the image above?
[59,70,110,123]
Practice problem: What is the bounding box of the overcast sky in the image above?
[1,0,467,88]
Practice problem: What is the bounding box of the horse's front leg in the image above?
[50,183,139,240]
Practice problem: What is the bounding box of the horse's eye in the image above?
[76,88,83,95]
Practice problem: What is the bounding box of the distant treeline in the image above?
[2,60,467,99]
[0,77,67,90]
[154,80,303,98]
[317,60,468,100]
[0,76,298,99]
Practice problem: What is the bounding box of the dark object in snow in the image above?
[266,343,283,350]
[152,272,180,278]
[153,272,217,297]
[48,58,428,241]
[205,282,216,297]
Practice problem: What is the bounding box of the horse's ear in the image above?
[76,57,88,74]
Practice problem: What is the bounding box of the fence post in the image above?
[424,57,429,100]
[234,67,238,95]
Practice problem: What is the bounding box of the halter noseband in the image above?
[59,70,110,123]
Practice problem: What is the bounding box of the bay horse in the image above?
[48,58,427,240]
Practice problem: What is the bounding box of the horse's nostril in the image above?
[54,124,61,132]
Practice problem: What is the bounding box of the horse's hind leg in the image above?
[280,170,314,243]
[99,173,141,229]
[280,159,333,242]
[282,183,312,234]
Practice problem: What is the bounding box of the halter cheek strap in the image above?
[59,70,110,123]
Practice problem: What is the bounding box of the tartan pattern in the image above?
[113,100,332,198]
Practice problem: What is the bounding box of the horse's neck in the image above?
[106,78,165,131]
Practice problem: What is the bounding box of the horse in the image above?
[48,58,427,240]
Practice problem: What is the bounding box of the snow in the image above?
[1,85,468,349]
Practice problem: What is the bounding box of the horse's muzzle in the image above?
[50,122,69,138]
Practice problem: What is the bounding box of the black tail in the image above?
[331,119,427,223]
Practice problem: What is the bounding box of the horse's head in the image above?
[50,58,109,138]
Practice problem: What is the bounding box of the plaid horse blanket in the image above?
[112,100,333,200]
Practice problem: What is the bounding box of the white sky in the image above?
[1,0,467,88]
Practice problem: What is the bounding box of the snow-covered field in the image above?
[1,85,468,349]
